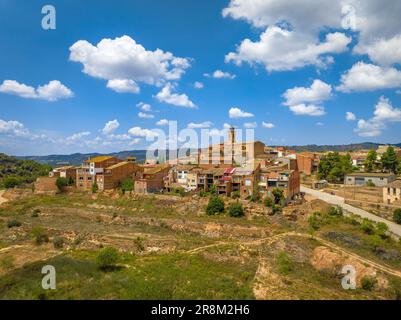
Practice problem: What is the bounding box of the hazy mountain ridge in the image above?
[17,142,401,166]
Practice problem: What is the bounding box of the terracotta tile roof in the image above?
[84,156,115,163]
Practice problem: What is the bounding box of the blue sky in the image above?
[0,0,400,156]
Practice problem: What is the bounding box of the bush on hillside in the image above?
[394,208,401,225]
[206,197,225,215]
[56,177,68,191]
[96,247,119,271]
[228,202,244,217]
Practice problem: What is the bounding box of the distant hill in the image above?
[276,142,401,153]
[0,153,52,187]
[16,142,401,166]
[18,150,148,167]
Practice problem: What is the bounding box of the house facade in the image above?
[344,172,397,187]
[383,179,401,204]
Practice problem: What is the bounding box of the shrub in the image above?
[365,180,376,187]
[56,177,68,191]
[361,276,376,291]
[3,176,19,189]
[231,191,240,199]
[173,186,186,197]
[228,203,244,217]
[272,188,284,204]
[133,236,146,252]
[327,206,343,216]
[250,194,260,203]
[276,251,294,275]
[120,178,134,194]
[31,208,41,218]
[208,185,217,195]
[0,256,15,271]
[206,196,225,215]
[361,219,375,235]
[393,208,401,225]
[53,236,65,249]
[67,176,75,186]
[91,182,99,193]
[96,247,119,271]
[308,212,322,230]
[31,227,49,245]
[199,190,208,197]
[7,219,21,228]
[263,196,273,208]
[272,204,282,215]
[376,222,389,239]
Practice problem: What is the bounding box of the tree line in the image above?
[318,147,401,183]
[0,153,52,188]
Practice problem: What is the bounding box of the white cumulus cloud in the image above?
[355,96,401,137]
[128,126,159,139]
[69,35,190,92]
[0,80,73,101]
[194,81,204,89]
[337,62,401,92]
[106,79,139,93]
[187,121,213,129]
[225,27,351,72]
[346,112,356,121]
[156,119,169,126]
[262,122,275,129]
[229,107,254,119]
[138,112,154,119]
[102,119,120,135]
[283,80,331,116]
[155,83,196,108]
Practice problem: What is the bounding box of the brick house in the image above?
[76,156,121,191]
[96,161,143,190]
[49,166,76,181]
[296,152,320,175]
[134,164,170,193]
[259,167,300,202]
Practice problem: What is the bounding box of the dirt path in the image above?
[186,231,401,279]
[0,190,8,205]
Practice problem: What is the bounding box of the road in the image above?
[301,186,401,237]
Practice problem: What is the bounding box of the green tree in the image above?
[206,196,225,215]
[393,208,401,224]
[92,181,99,193]
[381,146,399,173]
[318,152,353,183]
[67,176,75,186]
[231,191,240,199]
[96,247,119,271]
[2,176,19,189]
[264,196,273,207]
[364,149,377,172]
[228,202,244,217]
[56,177,68,191]
[120,178,134,194]
[272,188,284,204]
[208,185,217,195]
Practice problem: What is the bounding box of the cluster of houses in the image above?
[34,126,401,207]
[35,128,302,203]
